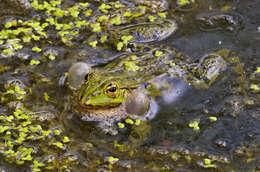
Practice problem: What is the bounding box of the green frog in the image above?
[67,47,229,134]
[87,0,176,50]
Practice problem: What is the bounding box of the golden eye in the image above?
[105,83,119,98]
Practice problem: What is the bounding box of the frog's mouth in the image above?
[78,100,123,110]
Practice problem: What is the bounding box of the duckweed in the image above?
[188,121,200,131]
[117,42,124,51]
[97,15,109,22]
[99,3,112,13]
[155,50,163,57]
[107,156,119,163]
[124,11,132,17]
[89,40,98,47]
[52,142,64,149]
[54,129,61,135]
[121,35,133,44]
[148,15,156,22]
[135,119,141,126]
[0,82,73,171]
[117,122,125,128]
[48,54,56,60]
[2,48,12,56]
[250,84,259,91]
[62,136,70,143]
[170,62,176,67]
[32,46,42,52]
[125,118,134,125]
[100,35,108,43]
[110,16,122,25]
[203,158,216,168]
[124,61,139,71]
[209,116,217,122]
[157,12,166,18]
[131,55,137,60]
[255,67,260,73]
[30,60,41,65]
[85,9,92,17]
[90,23,102,32]
[178,0,191,5]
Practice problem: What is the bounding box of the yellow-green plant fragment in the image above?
[203,158,215,168]
[221,5,231,12]
[108,156,119,163]
[121,35,133,44]
[79,2,89,7]
[43,92,50,101]
[48,55,55,60]
[209,116,217,122]
[189,121,200,130]
[170,62,176,67]
[135,119,141,126]
[131,55,137,60]
[30,60,40,65]
[155,50,163,57]
[54,129,61,135]
[100,35,107,43]
[123,11,132,17]
[52,142,64,149]
[148,15,156,22]
[124,61,139,71]
[110,16,121,25]
[117,42,124,51]
[62,136,70,143]
[157,12,166,18]
[99,3,111,13]
[89,40,98,47]
[125,118,134,125]
[117,122,125,128]
[85,9,92,16]
[32,46,42,52]
[250,84,259,91]
[255,67,260,73]
[90,23,102,32]
[3,48,12,55]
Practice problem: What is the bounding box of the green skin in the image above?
[76,48,229,111]
[88,0,176,49]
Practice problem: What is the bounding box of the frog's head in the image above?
[78,72,131,108]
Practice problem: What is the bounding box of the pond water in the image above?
[0,0,260,171]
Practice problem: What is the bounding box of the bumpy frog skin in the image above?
[113,19,177,44]
[67,0,233,135]
[70,48,230,124]
[87,0,176,51]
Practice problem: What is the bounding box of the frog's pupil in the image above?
[85,74,89,80]
[109,87,117,92]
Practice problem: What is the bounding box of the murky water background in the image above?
[0,0,260,171]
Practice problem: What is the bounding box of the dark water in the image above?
[0,0,260,171]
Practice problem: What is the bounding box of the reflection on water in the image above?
[0,0,260,171]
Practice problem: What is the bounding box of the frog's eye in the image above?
[85,74,89,80]
[105,83,119,98]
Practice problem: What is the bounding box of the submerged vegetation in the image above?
[0,0,259,171]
